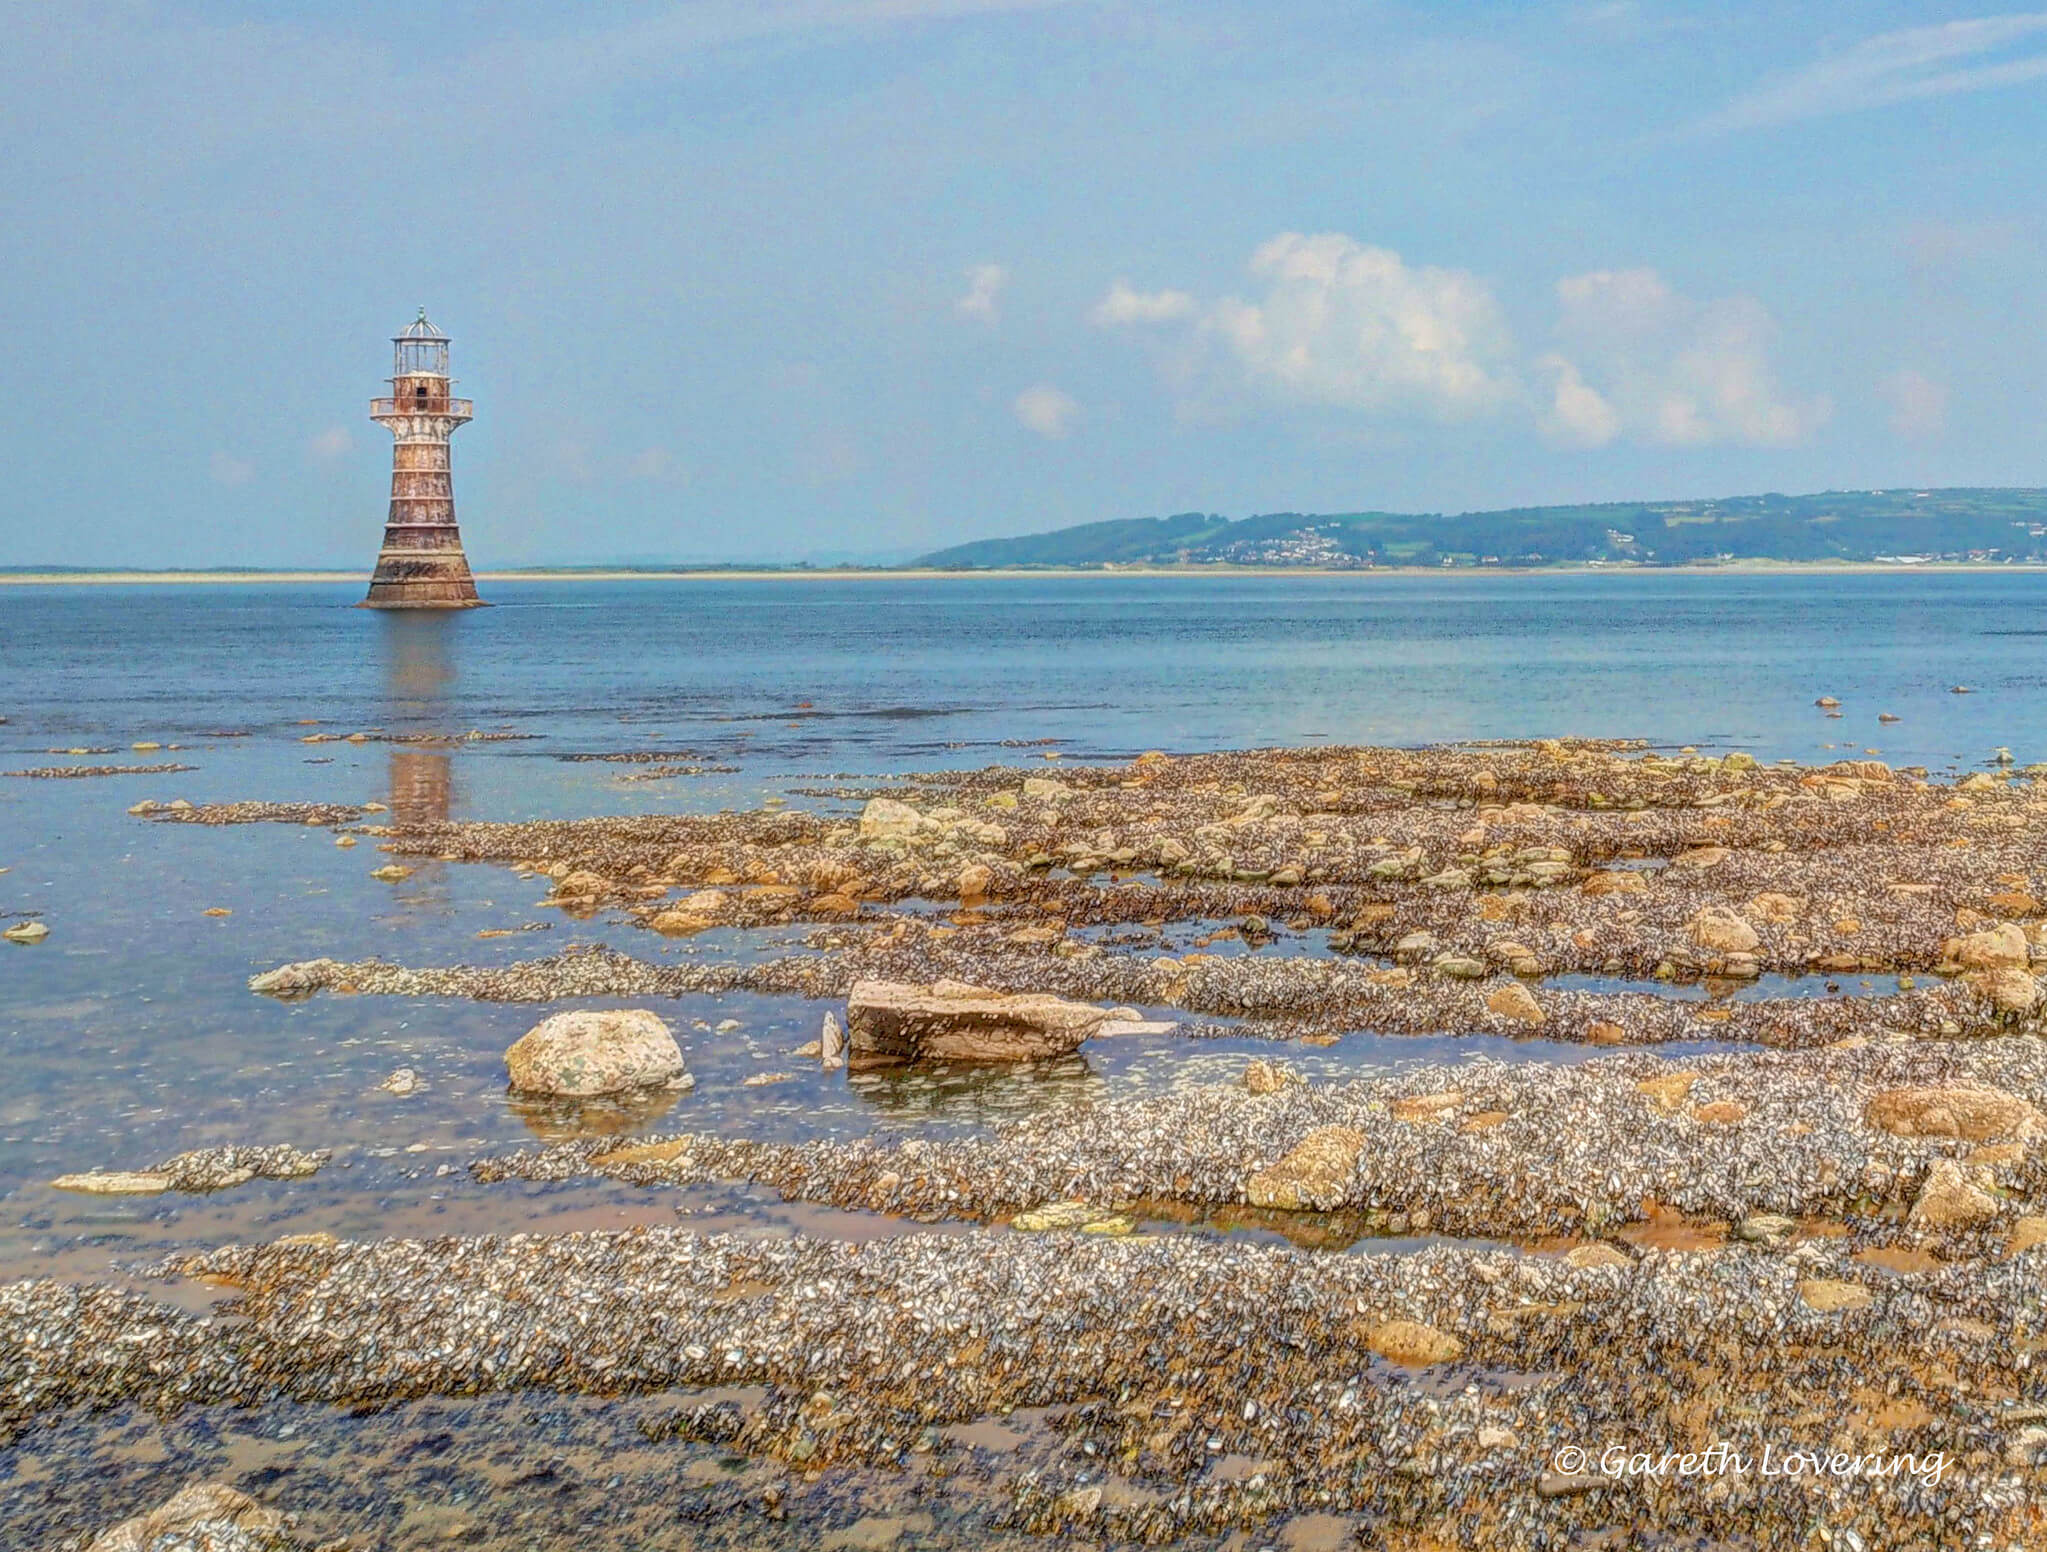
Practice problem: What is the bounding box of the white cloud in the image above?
[1543,268,1828,447]
[552,439,595,482]
[1091,279,1197,326]
[1536,355,1621,448]
[1013,384,1079,438]
[955,263,1007,322]
[1202,233,1514,419]
[1099,239,1829,450]
[1881,368,1948,438]
[308,426,352,461]
[210,450,254,486]
[1705,14,2047,133]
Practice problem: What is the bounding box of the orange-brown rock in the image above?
[1364,1319,1465,1366]
[1866,1086,2044,1142]
[1391,1090,1463,1123]
[1245,1126,1368,1211]
[1581,871,1647,898]
[1485,981,1545,1026]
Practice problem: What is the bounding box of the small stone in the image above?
[1637,1071,1700,1111]
[1485,981,1544,1026]
[1580,870,1646,897]
[1909,1160,2002,1229]
[1943,922,2030,971]
[1687,906,1759,954]
[1735,1213,1797,1245]
[380,1067,422,1096]
[1242,1058,1292,1095]
[1798,1278,1873,1313]
[1565,1243,1631,1269]
[820,1010,847,1069]
[651,889,728,934]
[1745,891,1805,923]
[1693,1099,1749,1124]
[369,864,412,883]
[1390,1090,1463,1122]
[2008,1216,2047,1256]
[3,920,49,944]
[1245,1125,1368,1211]
[1365,1319,1464,1367]
[1971,966,2042,1015]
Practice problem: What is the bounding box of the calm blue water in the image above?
[0,571,2042,1285]
[3,571,2043,779]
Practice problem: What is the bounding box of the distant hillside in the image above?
[915,488,2047,570]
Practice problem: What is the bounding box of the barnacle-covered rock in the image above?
[1244,1125,1366,1210]
[505,1008,686,1096]
[1865,1085,2044,1141]
[845,978,1157,1065]
[86,1481,310,1552]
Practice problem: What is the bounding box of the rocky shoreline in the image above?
[24,740,2047,1548]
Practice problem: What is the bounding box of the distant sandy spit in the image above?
[4,561,2045,586]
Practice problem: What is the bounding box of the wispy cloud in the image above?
[1091,279,1197,325]
[307,426,353,461]
[1013,384,1079,437]
[210,450,254,486]
[955,263,1007,322]
[1704,13,2047,133]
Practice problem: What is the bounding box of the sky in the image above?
[4,2,2046,567]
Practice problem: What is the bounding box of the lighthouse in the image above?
[362,310,485,608]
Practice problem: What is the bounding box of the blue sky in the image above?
[4,1,2046,565]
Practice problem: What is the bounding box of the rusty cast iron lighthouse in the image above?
[361,310,485,608]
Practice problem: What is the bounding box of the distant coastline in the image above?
[7,559,2047,586]
[11,486,2046,581]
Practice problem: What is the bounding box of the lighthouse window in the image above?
[415,383,428,399]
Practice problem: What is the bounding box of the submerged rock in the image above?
[845,978,1162,1065]
[87,1480,310,1552]
[248,958,343,997]
[2,920,48,944]
[505,1009,687,1096]
[52,1145,326,1197]
[49,1170,172,1196]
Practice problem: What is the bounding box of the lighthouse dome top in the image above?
[394,308,449,343]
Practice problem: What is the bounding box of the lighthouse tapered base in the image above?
[360,535,488,609]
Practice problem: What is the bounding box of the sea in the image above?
[0,570,2042,1542]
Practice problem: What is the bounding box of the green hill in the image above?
[914,488,2047,570]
